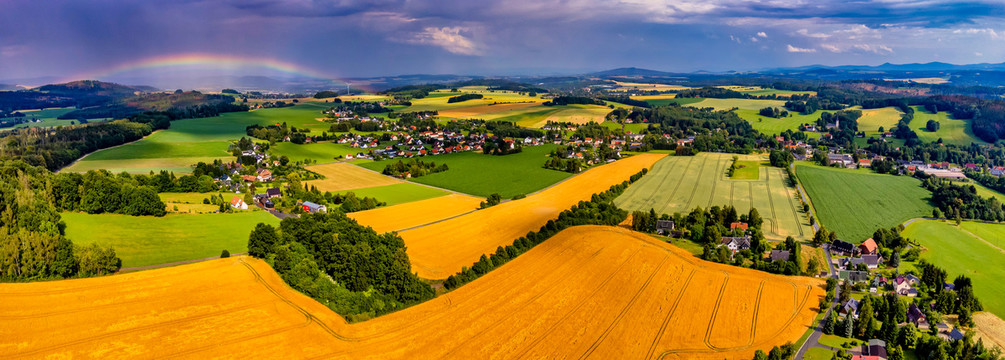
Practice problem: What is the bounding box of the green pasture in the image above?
[270,142,356,164]
[359,144,571,198]
[796,163,932,243]
[62,211,280,268]
[735,109,825,136]
[902,220,1005,318]
[909,106,988,146]
[687,98,788,111]
[615,153,813,240]
[336,182,451,206]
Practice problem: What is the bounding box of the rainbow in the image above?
[65,53,344,83]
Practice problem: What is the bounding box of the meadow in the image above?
[62,211,280,268]
[398,153,664,279]
[615,153,813,241]
[0,225,822,359]
[734,109,824,136]
[359,144,571,198]
[901,220,1005,318]
[631,95,703,107]
[1,107,111,129]
[909,106,987,146]
[335,182,449,206]
[160,192,231,214]
[270,142,356,164]
[855,106,903,136]
[796,163,932,243]
[687,98,788,111]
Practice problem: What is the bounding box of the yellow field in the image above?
[975,312,1005,351]
[399,153,666,279]
[855,106,903,133]
[349,194,484,233]
[437,102,541,119]
[611,81,690,92]
[338,94,392,102]
[305,162,402,192]
[537,105,613,127]
[0,225,822,359]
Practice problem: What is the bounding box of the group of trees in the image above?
[769,150,795,168]
[442,169,648,290]
[923,177,1005,222]
[51,171,166,216]
[446,93,483,103]
[629,105,762,153]
[247,212,434,321]
[0,161,121,281]
[543,96,605,106]
[758,107,789,118]
[1,119,160,171]
[381,159,448,178]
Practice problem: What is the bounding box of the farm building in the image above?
[301,201,327,214]
[831,240,857,256]
[769,250,790,262]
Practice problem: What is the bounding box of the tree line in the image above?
[441,168,649,289]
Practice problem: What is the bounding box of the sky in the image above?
[3,0,1005,82]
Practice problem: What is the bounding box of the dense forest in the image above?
[446,93,483,103]
[247,212,434,321]
[0,161,121,281]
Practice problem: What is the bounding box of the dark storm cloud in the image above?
[2,0,1005,81]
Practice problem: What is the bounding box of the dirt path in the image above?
[117,252,247,273]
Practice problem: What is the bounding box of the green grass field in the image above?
[909,106,988,146]
[686,98,788,111]
[402,88,543,113]
[600,121,652,133]
[737,88,816,97]
[0,107,111,130]
[337,182,451,205]
[615,153,813,240]
[734,109,825,136]
[359,145,571,198]
[731,160,761,180]
[796,163,932,243]
[855,106,903,137]
[270,142,356,164]
[62,211,280,268]
[803,347,834,360]
[902,220,1005,318]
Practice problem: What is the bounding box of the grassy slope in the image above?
[63,211,280,268]
[797,163,932,243]
[909,106,988,146]
[358,145,571,198]
[336,183,450,206]
[270,142,356,163]
[687,98,788,111]
[735,109,825,136]
[902,220,1005,318]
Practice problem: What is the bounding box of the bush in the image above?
[221,249,230,258]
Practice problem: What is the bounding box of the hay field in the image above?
[734,109,825,136]
[855,106,903,135]
[611,81,691,92]
[349,194,484,233]
[306,162,401,192]
[974,312,1005,351]
[615,153,813,241]
[0,226,822,359]
[437,102,540,119]
[399,153,666,279]
[687,98,788,111]
[537,105,614,127]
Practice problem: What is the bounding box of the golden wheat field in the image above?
[399,153,665,279]
[305,162,402,192]
[0,225,822,359]
[348,193,484,233]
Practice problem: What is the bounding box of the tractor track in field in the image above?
[764,170,780,235]
[683,153,711,210]
[781,180,806,237]
[705,154,729,209]
[702,272,731,351]
[656,156,696,214]
[645,269,697,360]
[579,256,670,359]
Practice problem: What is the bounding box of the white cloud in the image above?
[757,31,767,38]
[852,44,894,53]
[796,28,830,39]
[821,44,842,52]
[953,28,1001,40]
[786,44,816,53]
[750,37,759,42]
[976,52,984,56]
[407,27,482,55]
[729,35,742,43]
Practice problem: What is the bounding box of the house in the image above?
[769,250,790,262]
[859,238,879,255]
[655,220,675,235]
[256,169,273,182]
[861,254,882,269]
[842,257,865,269]
[831,239,857,256]
[840,298,860,318]
[230,196,248,210]
[720,237,751,254]
[839,270,870,283]
[266,187,282,198]
[729,222,748,231]
[858,159,872,168]
[851,356,882,360]
[301,201,327,214]
[905,274,921,285]
[894,276,913,295]
[241,174,257,182]
[908,303,927,327]
[861,339,888,359]
[948,327,965,342]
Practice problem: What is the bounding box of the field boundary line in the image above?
[117,253,248,273]
[645,269,697,360]
[747,281,766,347]
[763,170,780,235]
[345,163,482,199]
[955,226,1005,254]
[638,155,686,211]
[705,154,729,209]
